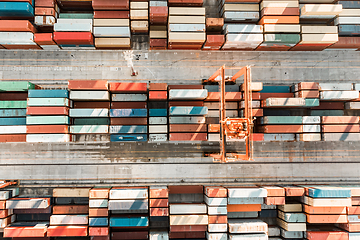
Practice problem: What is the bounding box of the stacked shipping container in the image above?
[149,83,168,141]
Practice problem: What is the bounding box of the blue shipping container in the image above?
[0,117,26,126]
[0,2,34,17]
[110,109,147,117]
[89,218,109,227]
[110,134,147,142]
[28,89,69,98]
[109,217,148,227]
[149,109,167,117]
[0,109,26,117]
[307,187,351,198]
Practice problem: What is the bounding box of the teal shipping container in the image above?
[0,109,26,117]
[0,101,27,109]
[149,109,167,117]
[110,109,147,117]
[0,81,35,92]
[260,86,290,93]
[261,116,303,125]
[109,217,148,227]
[307,187,351,198]
[28,90,69,98]
[69,109,109,117]
[0,2,34,17]
[0,117,26,126]
[89,218,108,227]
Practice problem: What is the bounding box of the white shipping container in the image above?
[264,24,301,33]
[301,25,338,33]
[170,215,208,225]
[0,126,26,134]
[0,191,9,200]
[339,9,360,16]
[345,102,360,110]
[277,218,306,231]
[168,16,206,24]
[149,125,168,133]
[228,188,267,198]
[50,215,88,225]
[302,196,351,206]
[149,134,167,142]
[208,133,220,141]
[208,224,228,233]
[278,204,303,212]
[170,204,206,214]
[70,91,110,101]
[130,2,148,9]
[240,101,260,109]
[206,233,227,240]
[69,109,108,117]
[261,1,299,9]
[264,134,295,141]
[225,24,263,34]
[300,34,338,44]
[207,206,227,215]
[323,133,360,141]
[302,125,321,133]
[109,188,148,199]
[34,16,56,26]
[6,198,50,209]
[89,199,108,208]
[169,7,205,15]
[207,110,238,118]
[149,231,169,240]
[228,219,268,233]
[26,134,71,143]
[281,229,303,238]
[269,226,280,236]
[112,94,147,101]
[319,83,353,91]
[320,91,359,100]
[149,117,167,124]
[54,23,92,32]
[204,196,227,206]
[0,32,34,44]
[296,133,321,141]
[335,17,360,25]
[302,116,321,124]
[300,4,342,15]
[53,188,90,197]
[169,89,208,100]
[168,32,206,43]
[93,19,129,27]
[228,197,264,205]
[229,234,268,240]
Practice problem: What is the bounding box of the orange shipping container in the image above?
[265,197,285,205]
[296,90,320,98]
[3,45,41,50]
[53,205,89,215]
[149,91,168,100]
[284,186,304,196]
[306,214,347,224]
[263,187,285,197]
[348,206,360,215]
[89,208,108,217]
[322,125,359,133]
[259,125,302,133]
[251,133,264,141]
[0,209,10,218]
[4,226,47,238]
[150,188,168,198]
[34,7,56,17]
[170,124,207,133]
[89,227,109,236]
[169,185,203,194]
[150,199,168,208]
[26,125,69,134]
[0,201,5,209]
[150,207,169,216]
[89,188,109,199]
[227,204,261,212]
[0,135,26,142]
[206,92,242,101]
[208,215,227,224]
[208,124,220,133]
[149,83,167,91]
[304,205,346,214]
[306,230,348,240]
[47,226,88,237]
[26,106,69,115]
[34,33,56,45]
[258,16,299,24]
[296,82,319,91]
[261,7,299,16]
[109,82,147,93]
[322,116,359,124]
[0,20,36,32]
[35,0,56,7]
[169,133,207,141]
[204,186,227,197]
[68,80,108,90]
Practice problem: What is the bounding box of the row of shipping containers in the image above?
[2,185,360,239]
[0,0,360,50]
[2,80,360,142]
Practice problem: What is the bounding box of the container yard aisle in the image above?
[0,50,360,83]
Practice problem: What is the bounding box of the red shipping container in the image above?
[89,208,108,217]
[4,45,41,50]
[110,118,147,125]
[68,80,108,90]
[169,232,205,239]
[260,92,294,100]
[94,10,129,19]
[74,102,110,109]
[284,186,304,196]
[256,46,292,51]
[204,186,227,197]
[206,18,224,32]
[149,6,168,16]
[89,227,109,236]
[150,207,169,216]
[322,116,359,124]
[208,215,227,224]
[34,33,56,45]
[26,106,69,115]
[168,85,203,89]
[109,82,147,93]
[111,102,147,109]
[34,7,56,17]
[291,43,331,51]
[0,92,28,101]
[53,205,89,215]
[206,92,242,101]
[111,231,148,239]
[304,205,346,214]
[328,37,360,49]
[169,101,204,107]
[0,135,26,142]
[0,20,36,32]
[251,109,263,117]
[170,225,207,232]
[26,125,69,134]
[47,226,88,237]
[295,90,319,98]
[347,206,360,215]
[4,226,47,238]
[53,32,94,45]
[265,197,285,205]
[203,35,225,50]
[0,201,5,209]
[35,0,56,7]
[168,0,203,6]
[306,230,348,240]
[261,7,299,16]
[296,82,319,90]
[0,209,10,218]
[149,91,168,100]
[150,199,168,208]
[170,124,207,133]
[91,237,110,240]
[150,188,168,198]
[259,125,302,133]
[169,132,207,141]
[208,124,220,133]
[311,101,344,110]
[322,124,359,133]
[150,39,167,50]
[169,185,203,194]
[92,0,129,10]
[251,133,264,141]
[149,83,167,91]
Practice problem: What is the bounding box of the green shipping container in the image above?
[260,116,303,124]
[0,81,35,92]
[26,116,70,125]
[305,99,320,107]
[59,13,94,19]
[264,34,300,44]
[0,101,27,109]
